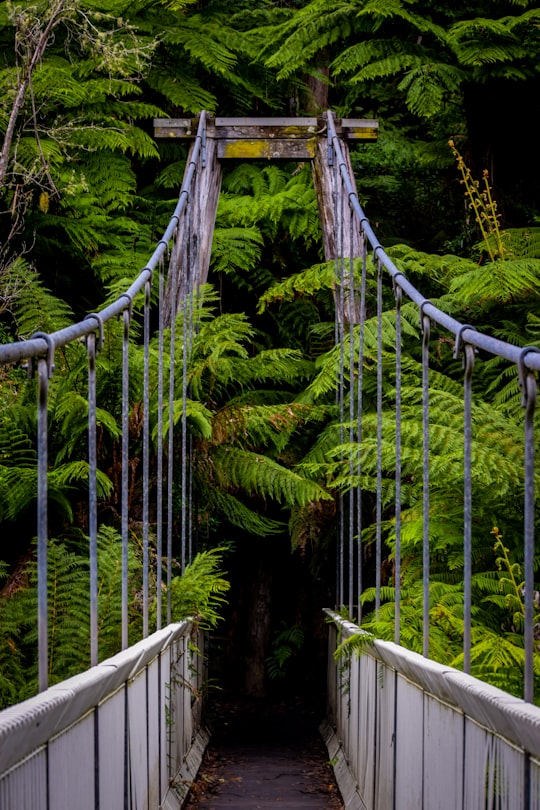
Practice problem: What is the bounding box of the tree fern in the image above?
[167,548,230,629]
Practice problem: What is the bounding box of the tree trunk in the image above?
[0,1,68,190]
[244,558,273,698]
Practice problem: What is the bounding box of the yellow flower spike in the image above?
[449,140,505,262]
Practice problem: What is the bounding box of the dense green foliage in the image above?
[0,0,539,706]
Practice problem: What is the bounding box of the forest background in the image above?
[1,0,540,709]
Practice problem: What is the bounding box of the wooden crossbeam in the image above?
[153,116,378,159]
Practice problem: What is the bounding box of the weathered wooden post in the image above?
[312,118,378,323]
[154,120,222,326]
[153,115,378,325]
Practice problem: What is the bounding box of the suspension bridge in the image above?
[0,111,539,809]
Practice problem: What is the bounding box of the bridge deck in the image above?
[186,698,342,809]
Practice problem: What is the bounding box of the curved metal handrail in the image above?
[326,110,540,372]
[0,111,207,365]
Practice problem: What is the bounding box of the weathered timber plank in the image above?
[153,117,378,143]
[217,139,317,160]
[341,119,378,140]
[154,118,196,138]
[212,125,321,139]
[215,116,319,127]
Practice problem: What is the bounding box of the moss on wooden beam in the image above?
[153,116,378,159]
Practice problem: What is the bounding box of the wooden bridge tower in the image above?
[154,115,378,323]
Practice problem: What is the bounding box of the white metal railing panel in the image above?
[462,719,489,810]
[0,622,207,810]
[98,688,126,809]
[182,637,193,757]
[394,674,423,808]
[168,636,185,778]
[531,757,540,810]
[148,652,161,809]
[129,669,149,809]
[49,713,95,809]
[160,642,172,800]
[0,749,47,810]
[341,656,351,763]
[374,662,394,810]
[423,695,463,808]
[484,730,523,808]
[348,650,360,783]
[356,651,376,806]
[325,612,540,810]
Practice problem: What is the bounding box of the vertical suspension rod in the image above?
[420,304,431,658]
[156,262,165,630]
[121,300,132,648]
[393,279,403,644]
[375,257,383,615]
[348,209,356,618]
[455,327,476,673]
[357,240,367,621]
[33,333,55,692]
[520,347,539,702]
[86,320,101,668]
[142,278,152,636]
[37,357,50,692]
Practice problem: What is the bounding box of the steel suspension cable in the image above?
[375,258,383,616]
[325,110,540,698]
[394,279,403,644]
[156,258,165,630]
[331,139,343,608]
[338,180,347,611]
[455,329,476,673]
[121,302,131,648]
[167,233,178,624]
[86,326,99,667]
[356,239,367,623]
[142,277,151,636]
[0,112,208,680]
[181,277,189,574]
[421,305,431,658]
[35,345,52,692]
[348,208,356,618]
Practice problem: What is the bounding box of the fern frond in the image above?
[167,548,229,628]
[450,258,540,305]
[213,446,331,507]
[10,265,73,338]
[397,63,465,117]
[207,489,285,537]
[211,227,264,279]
